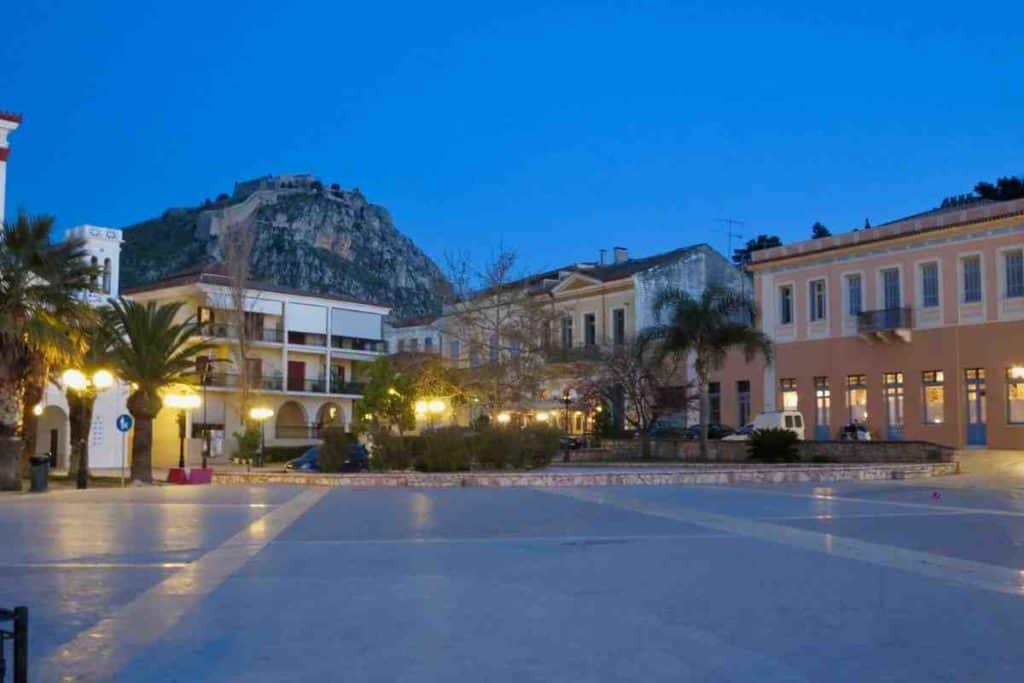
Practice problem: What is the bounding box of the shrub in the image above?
[516,424,561,469]
[318,428,359,473]
[415,427,472,472]
[262,445,311,463]
[747,428,800,463]
[231,425,261,461]
[371,432,423,471]
[474,427,512,469]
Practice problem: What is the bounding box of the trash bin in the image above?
[29,454,50,493]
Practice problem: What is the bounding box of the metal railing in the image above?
[201,323,284,343]
[0,606,27,683]
[857,307,913,334]
[287,377,327,393]
[544,344,605,363]
[195,372,285,391]
[330,336,387,353]
[330,381,366,395]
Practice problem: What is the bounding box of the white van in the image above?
[754,411,805,439]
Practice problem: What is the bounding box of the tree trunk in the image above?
[20,374,45,478]
[67,391,95,488]
[698,378,709,461]
[127,390,162,483]
[0,379,24,490]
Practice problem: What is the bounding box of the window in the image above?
[809,280,827,322]
[584,313,596,346]
[90,256,99,287]
[197,306,214,325]
[846,274,862,316]
[449,339,461,359]
[424,337,434,352]
[561,317,573,349]
[1005,250,1024,298]
[779,286,793,325]
[541,321,552,348]
[101,258,112,294]
[814,377,830,427]
[920,262,939,308]
[470,350,481,368]
[1007,367,1024,424]
[962,255,982,303]
[846,374,867,423]
[612,308,626,345]
[408,338,419,352]
[882,269,901,309]
[488,334,499,363]
[922,370,945,424]
[708,382,721,424]
[780,378,798,411]
[884,372,905,432]
[397,339,406,353]
[737,381,751,426]
[510,339,521,356]
[965,368,986,427]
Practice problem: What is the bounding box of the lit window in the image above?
[814,377,830,427]
[780,378,798,410]
[1005,250,1024,298]
[779,286,793,325]
[1007,367,1024,424]
[809,280,827,322]
[883,372,905,430]
[962,255,982,303]
[846,374,867,423]
[920,262,939,308]
[922,370,945,424]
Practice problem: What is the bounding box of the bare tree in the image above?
[442,249,559,416]
[219,217,258,425]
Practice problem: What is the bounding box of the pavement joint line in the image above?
[542,487,1024,597]
[270,532,736,546]
[38,487,328,682]
[0,562,191,569]
[690,484,1024,518]
[760,510,995,520]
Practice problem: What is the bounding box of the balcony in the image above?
[202,323,284,344]
[857,307,913,342]
[330,335,387,356]
[287,376,327,393]
[330,381,366,396]
[544,344,605,364]
[197,372,284,391]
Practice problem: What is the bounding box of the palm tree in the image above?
[651,286,773,459]
[0,212,97,490]
[104,299,211,483]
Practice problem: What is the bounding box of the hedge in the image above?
[371,424,561,472]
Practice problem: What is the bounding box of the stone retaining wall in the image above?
[570,438,957,464]
[214,462,958,488]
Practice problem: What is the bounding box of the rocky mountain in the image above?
[119,175,448,318]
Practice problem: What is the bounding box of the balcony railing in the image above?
[330,381,366,396]
[330,336,387,353]
[287,376,327,393]
[201,323,284,343]
[544,344,605,363]
[857,307,913,334]
[197,372,284,391]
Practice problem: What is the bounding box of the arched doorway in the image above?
[316,402,345,431]
[35,405,69,468]
[275,401,308,439]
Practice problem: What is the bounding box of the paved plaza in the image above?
[2,455,1024,681]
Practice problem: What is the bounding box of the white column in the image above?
[0,112,22,226]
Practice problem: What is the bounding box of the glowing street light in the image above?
[496,412,511,425]
[62,367,118,489]
[165,390,202,469]
[248,406,274,468]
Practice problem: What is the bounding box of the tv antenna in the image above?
[718,218,745,256]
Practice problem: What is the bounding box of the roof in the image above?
[390,314,440,328]
[466,244,710,300]
[750,196,1024,267]
[0,111,23,124]
[122,262,390,310]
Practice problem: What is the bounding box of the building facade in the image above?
[746,197,1024,449]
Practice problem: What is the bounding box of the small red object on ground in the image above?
[167,468,189,484]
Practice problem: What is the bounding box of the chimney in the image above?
[613,246,629,264]
[0,111,23,226]
[599,248,607,265]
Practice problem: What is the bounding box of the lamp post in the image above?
[164,391,202,469]
[248,406,274,469]
[62,368,116,490]
[561,387,577,463]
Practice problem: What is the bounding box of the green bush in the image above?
[231,425,261,461]
[318,428,359,473]
[261,445,312,463]
[515,424,561,469]
[415,427,472,472]
[747,428,801,463]
[370,432,423,471]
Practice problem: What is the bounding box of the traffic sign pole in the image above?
[115,414,134,487]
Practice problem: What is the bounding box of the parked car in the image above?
[750,411,806,440]
[284,444,370,473]
[722,423,755,441]
[839,422,872,441]
[559,435,584,450]
[677,423,735,440]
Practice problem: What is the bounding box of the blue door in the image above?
[965,369,987,446]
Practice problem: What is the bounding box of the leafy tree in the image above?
[65,324,117,488]
[811,222,831,239]
[0,212,97,490]
[975,176,1024,201]
[651,286,773,460]
[104,299,211,483]
[732,234,782,266]
[353,356,415,435]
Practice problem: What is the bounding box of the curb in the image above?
[213,462,959,488]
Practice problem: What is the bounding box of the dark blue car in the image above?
[284,444,370,473]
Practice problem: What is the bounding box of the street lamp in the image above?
[496,412,511,425]
[62,368,117,489]
[561,387,577,462]
[164,391,201,469]
[248,406,274,469]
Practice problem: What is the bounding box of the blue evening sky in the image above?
[3,1,1022,273]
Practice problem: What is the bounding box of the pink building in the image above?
[741,197,1024,449]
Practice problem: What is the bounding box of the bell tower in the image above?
[0,110,23,225]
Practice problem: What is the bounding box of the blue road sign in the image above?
[116,414,134,432]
